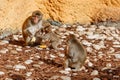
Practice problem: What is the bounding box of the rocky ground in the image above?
[0,23,120,80]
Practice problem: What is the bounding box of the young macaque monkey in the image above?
[34,23,52,45]
[42,31,61,50]
[65,34,87,71]
[22,10,44,46]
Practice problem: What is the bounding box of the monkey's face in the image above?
[31,15,41,24]
[31,10,43,24]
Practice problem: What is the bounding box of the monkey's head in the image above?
[66,34,76,43]
[31,10,43,24]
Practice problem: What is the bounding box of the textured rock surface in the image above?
[0,0,120,31]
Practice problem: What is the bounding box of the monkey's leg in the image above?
[52,42,59,50]
[26,36,35,46]
[25,36,31,45]
[64,59,69,69]
[35,37,42,45]
[72,62,81,71]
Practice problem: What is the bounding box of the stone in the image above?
[82,40,92,46]
[0,40,9,45]
[58,53,65,57]
[59,70,70,74]
[60,76,71,80]
[91,70,99,76]
[114,54,120,59]
[50,54,56,58]
[5,78,13,80]
[0,48,8,54]
[24,59,33,64]
[88,62,93,67]
[13,35,19,40]
[113,45,120,48]
[32,64,40,68]
[13,64,26,71]
[92,44,101,50]
[0,71,5,75]
[76,26,85,32]
[86,47,93,53]
[26,72,32,77]
[10,50,18,54]
[25,50,31,53]
[93,77,101,80]
[106,63,112,68]
[87,34,100,40]
[5,65,13,70]
[113,41,120,45]
[16,48,22,51]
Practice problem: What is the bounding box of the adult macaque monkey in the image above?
[65,34,87,71]
[22,10,43,46]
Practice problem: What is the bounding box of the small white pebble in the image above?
[38,61,44,65]
[58,53,65,57]
[72,73,78,76]
[98,53,104,59]
[5,65,13,70]
[25,46,30,48]
[25,50,31,53]
[86,47,93,53]
[24,59,33,64]
[76,26,85,32]
[59,70,70,74]
[113,41,120,45]
[61,36,66,39]
[65,68,71,71]
[91,70,99,76]
[26,78,32,80]
[93,44,102,50]
[93,77,101,80]
[13,35,19,40]
[0,71,5,75]
[26,72,32,77]
[60,76,71,80]
[113,45,120,48]
[59,48,64,50]
[114,54,120,59]
[88,62,93,67]
[0,40,9,45]
[107,37,114,40]
[16,48,22,51]
[108,47,115,53]
[106,63,112,68]
[5,78,13,80]
[69,31,74,34]
[14,64,26,70]
[87,34,100,39]
[0,48,8,54]
[50,54,56,58]
[82,40,92,46]
[61,24,67,28]
[99,25,106,29]
[32,64,40,68]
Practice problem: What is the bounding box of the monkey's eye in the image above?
[35,13,40,16]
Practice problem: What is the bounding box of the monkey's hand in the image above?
[31,37,36,42]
